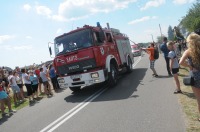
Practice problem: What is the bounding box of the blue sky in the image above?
[0,0,196,69]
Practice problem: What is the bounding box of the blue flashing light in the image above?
[97,22,101,27]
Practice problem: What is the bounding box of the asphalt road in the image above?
[0,53,186,132]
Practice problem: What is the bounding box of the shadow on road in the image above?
[0,113,13,125]
[182,91,196,99]
[64,68,147,103]
[156,75,172,78]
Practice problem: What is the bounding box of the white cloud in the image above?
[128,16,158,25]
[33,0,137,21]
[0,35,14,44]
[2,45,33,50]
[173,0,195,5]
[35,5,52,17]
[23,4,31,11]
[26,36,32,39]
[140,0,165,11]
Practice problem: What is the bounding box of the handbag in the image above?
[183,75,194,86]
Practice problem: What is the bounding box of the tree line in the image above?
[156,0,200,43]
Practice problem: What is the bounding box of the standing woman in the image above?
[8,71,21,105]
[49,64,60,92]
[40,68,52,96]
[21,69,34,104]
[29,70,39,99]
[179,33,200,121]
[14,71,25,101]
[15,66,25,98]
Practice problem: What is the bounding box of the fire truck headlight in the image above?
[58,78,65,83]
[60,84,68,88]
[91,72,99,78]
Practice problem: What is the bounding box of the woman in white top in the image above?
[21,69,34,103]
[40,68,52,96]
[8,71,21,105]
[14,72,25,101]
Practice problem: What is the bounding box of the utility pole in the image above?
[159,24,163,39]
[151,34,154,42]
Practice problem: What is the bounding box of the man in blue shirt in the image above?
[160,37,172,76]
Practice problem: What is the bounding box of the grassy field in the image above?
[178,67,200,132]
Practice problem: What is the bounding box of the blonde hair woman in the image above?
[179,33,200,121]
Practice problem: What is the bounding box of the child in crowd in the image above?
[167,41,182,94]
[0,81,16,117]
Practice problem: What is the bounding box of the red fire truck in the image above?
[49,23,134,92]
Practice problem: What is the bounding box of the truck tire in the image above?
[108,63,118,87]
[69,86,81,92]
[126,57,133,73]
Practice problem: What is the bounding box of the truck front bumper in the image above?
[57,69,107,88]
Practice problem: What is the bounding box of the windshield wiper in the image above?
[56,48,79,56]
[56,51,65,56]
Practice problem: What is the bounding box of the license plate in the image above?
[70,74,82,79]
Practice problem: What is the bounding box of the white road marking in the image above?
[40,88,106,132]
[47,88,107,132]
[40,56,142,132]
[133,56,141,68]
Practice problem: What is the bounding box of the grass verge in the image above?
[178,67,200,132]
[0,92,45,119]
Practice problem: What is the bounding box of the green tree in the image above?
[157,36,163,44]
[173,26,184,40]
[168,25,174,41]
[181,0,200,32]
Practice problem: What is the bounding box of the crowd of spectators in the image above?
[0,63,61,117]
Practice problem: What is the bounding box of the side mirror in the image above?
[49,47,52,55]
[48,42,54,58]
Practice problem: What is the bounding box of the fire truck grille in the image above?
[57,58,96,75]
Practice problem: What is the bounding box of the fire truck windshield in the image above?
[54,29,93,56]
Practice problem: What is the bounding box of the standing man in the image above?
[160,37,172,76]
[143,43,158,77]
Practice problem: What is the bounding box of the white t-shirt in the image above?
[175,43,179,48]
[22,73,31,84]
[168,51,179,68]
[42,65,47,74]
[15,76,22,84]
[40,71,48,82]
[8,75,17,86]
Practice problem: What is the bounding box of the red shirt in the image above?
[146,47,155,61]
[35,69,40,77]
[0,86,3,91]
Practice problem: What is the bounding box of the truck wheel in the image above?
[69,86,81,92]
[108,63,118,87]
[126,57,133,73]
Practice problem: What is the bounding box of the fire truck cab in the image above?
[50,23,134,92]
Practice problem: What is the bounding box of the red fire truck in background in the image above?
[49,23,134,92]
[131,44,142,57]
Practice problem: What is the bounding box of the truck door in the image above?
[105,33,121,63]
